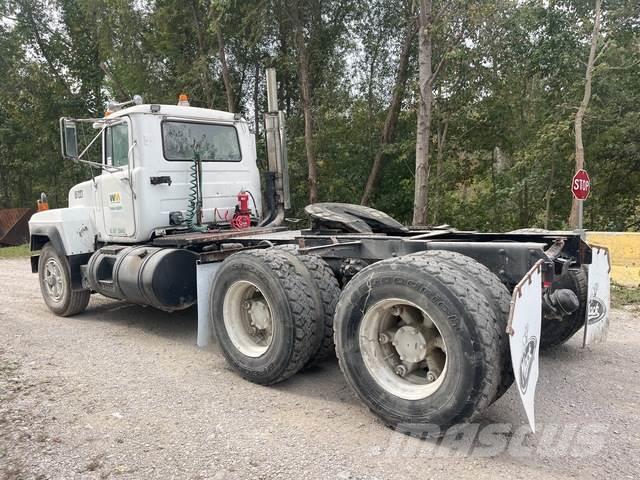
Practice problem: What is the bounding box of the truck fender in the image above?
[29,225,65,273]
[29,208,96,291]
[29,225,92,291]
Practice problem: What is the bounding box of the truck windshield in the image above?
[162,121,242,162]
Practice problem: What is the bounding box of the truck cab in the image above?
[32,99,262,256]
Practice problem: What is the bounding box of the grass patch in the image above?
[0,244,30,258]
[611,283,640,307]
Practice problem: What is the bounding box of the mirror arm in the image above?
[77,127,105,160]
[72,124,122,173]
[73,157,120,173]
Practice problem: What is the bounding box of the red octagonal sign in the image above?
[571,169,591,200]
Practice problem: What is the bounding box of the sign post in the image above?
[571,169,591,232]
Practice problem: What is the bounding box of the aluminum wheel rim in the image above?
[359,298,448,401]
[223,280,274,357]
[44,258,65,303]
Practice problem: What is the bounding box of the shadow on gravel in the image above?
[79,298,365,406]
[74,297,198,345]
[59,295,613,427]
[539,344,587,363]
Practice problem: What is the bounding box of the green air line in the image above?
[185,152,207,232]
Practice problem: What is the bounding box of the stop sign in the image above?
[571,169,591,200]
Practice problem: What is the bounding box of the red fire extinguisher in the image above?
[232,191,252,229]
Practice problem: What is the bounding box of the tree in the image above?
[413,0,434,226]
[0,0,639,234]
[411,0,474,225]
[568,0,602,228]
[361,13,417,205]
[290,3,319,204]
[213,11,236,112]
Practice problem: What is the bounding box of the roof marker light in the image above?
[178,94,190,106]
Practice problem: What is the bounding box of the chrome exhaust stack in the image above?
[260,68,290,227]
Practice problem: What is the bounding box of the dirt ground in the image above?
[1,257,638,479]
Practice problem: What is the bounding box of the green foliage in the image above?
[0,0,638,231]
[611,284,640,307]
[0,244,30,258]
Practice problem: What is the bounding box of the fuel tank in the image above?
[85,245,197,311]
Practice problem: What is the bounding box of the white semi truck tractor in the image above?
[29,70,610,436]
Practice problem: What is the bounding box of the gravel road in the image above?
[1,257,638,479]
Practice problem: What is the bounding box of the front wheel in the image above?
[38,242,90,316]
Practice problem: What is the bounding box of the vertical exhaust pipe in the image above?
[260,68,290,227]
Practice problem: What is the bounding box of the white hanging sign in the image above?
[583,247,611,346]
[508,260,543,433]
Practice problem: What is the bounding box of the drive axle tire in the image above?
[408,250,514,402]
[334,254,502,437]
[38,242,90,317]
[211,249,316,385]
[271,245,340,366]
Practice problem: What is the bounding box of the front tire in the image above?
[334,254,501,437]
[38,242,90,317]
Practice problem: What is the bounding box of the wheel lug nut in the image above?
[395,365,408,377]
[426,372,436,383]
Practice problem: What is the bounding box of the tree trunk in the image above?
[361,19,417,205]
[431,115,448,222]
[413,0,434,226]
[491,147,499,230]
[293,19,319,204]
[190,0,214,108]
[569,0,602,228]
[253,65,260,138]
[544,156,556,229]
[276,23,292,116]
[215,21,236,113]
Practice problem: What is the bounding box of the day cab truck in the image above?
[29,69,610,436]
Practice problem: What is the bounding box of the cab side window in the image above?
[105,122,129,167]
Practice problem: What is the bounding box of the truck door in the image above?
[99,119,136,237]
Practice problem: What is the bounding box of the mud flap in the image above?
[583,246,611,346]
[196,262,221,347]
[507,260,543,433]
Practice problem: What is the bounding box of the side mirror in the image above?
[59,118,78,159]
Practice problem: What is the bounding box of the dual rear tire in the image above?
[333,252,508,436]
[213,247,511,436]
[210,248,340,385]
